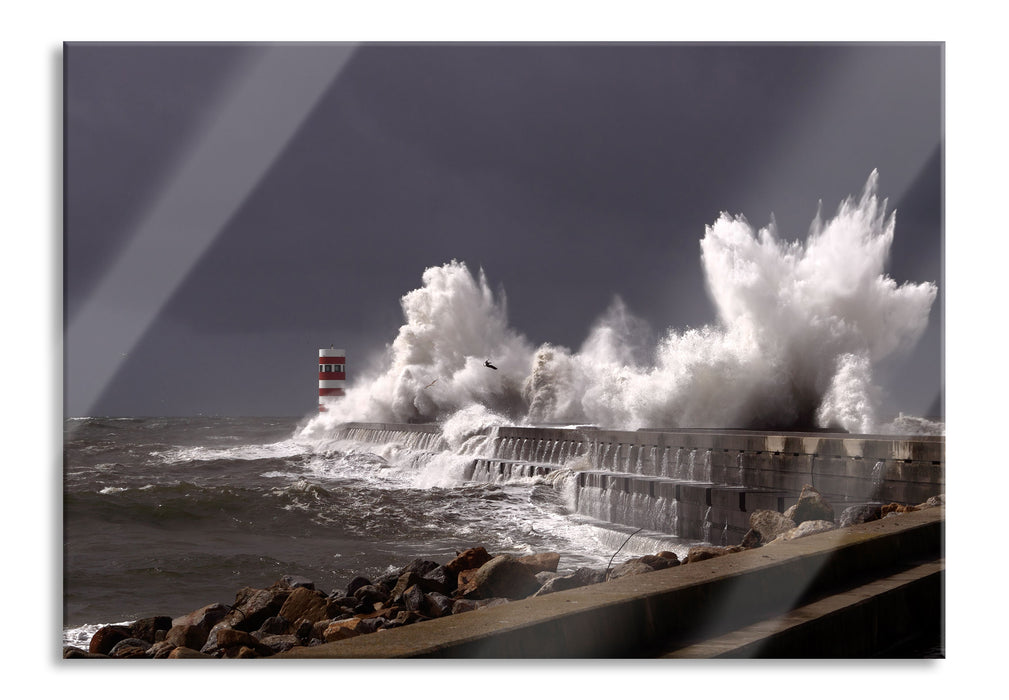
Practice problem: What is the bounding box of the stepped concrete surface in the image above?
[279,505,944,658]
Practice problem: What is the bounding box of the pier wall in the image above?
[334,422,945,545]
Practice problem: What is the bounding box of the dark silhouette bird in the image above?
[484,360,498,370]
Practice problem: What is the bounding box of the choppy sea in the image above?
[62,415,694,649]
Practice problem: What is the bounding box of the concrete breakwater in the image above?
[335,422,945,544]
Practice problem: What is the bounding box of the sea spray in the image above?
[300,171,938,437]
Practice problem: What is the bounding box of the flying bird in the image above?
[424,379,438,389]
[484,360,498,370]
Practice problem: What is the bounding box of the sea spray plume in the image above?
[694,169,936,431]
[522,171,937,432]
[308,261,534,431]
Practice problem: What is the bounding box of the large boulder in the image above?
[172,603,229,636]
[422,591,455,618]
[354,584,390,606]
[130,615,173,643]
[208,627,274,657]
[223,585,291,631]
[839,504,882,528]
[784,484,835,525]
[533,567,606,597]
[323,618,365,642]
[445,547,494,575]
[608,559,655,579]
[279,586,335,624]
[516,552,561,574]
[774,519,837,542]
[457,555,541,600]
[88,625,132,655]
[108,637,152,658]
[749,510,797,542]
[165,623,211,651]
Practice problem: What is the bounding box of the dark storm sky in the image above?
[64,42,943,418]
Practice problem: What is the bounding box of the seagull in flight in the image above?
[484,360,498,370]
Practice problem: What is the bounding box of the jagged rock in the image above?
[323,618,365,642]
[686,546,743,564]
[165,624,210,651]
[839,504,882,528]
[223,586,291,632]
[784,484,835,525]
[422,591,455,618]
[749,510,797,542]
[609,559,656,579]
[421,565,458,593]
[167,646,213,658]
[130,616,173,643]
[199,622,233,655]
[390,571,422,602]
[310,620,331,641]
[330,595,358,609]
[89,625,132,655]
[145,641,177,658]
[109,638,152,658]
[346,576,371,597]
[458,554,542,599]
[172,603,229,634]
[255,615,292,638]
[775,519,837,542]
[740,528,762,548]
[401,584,427,613]
[532,567,606,596]
[445,547,493,574]
[211,627,274,656]
[279,586,333,624]
[259,634,301,654]
[354,583,390,606]
[517,552,561,574]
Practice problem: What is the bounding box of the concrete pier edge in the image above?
[279,506,944,658]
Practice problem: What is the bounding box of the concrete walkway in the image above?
[279,506,943,659]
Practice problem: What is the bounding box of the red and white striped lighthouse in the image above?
[318,347,345,412]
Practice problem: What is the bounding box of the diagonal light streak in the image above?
[66,43,357,417]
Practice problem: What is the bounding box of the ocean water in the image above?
[62,415,685,648]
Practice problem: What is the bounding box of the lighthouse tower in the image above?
[318,347,345,412]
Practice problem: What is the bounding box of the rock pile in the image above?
[64,487,944,659]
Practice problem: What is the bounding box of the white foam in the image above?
[300,172,938,435]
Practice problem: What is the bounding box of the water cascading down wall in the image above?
[335,422,945,545]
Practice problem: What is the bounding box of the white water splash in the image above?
[301,171,938,436]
